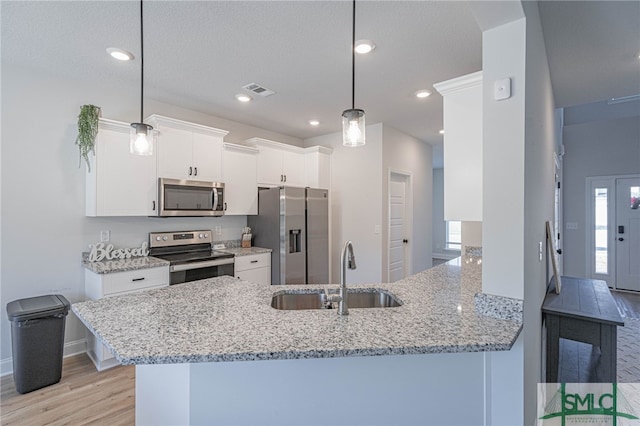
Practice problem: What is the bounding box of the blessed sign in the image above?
[88,242,149,262]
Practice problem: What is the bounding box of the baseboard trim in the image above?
[1,338,86,377]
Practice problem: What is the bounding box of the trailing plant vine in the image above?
[75,104,101,172]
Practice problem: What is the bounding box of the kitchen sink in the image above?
[270,289,402,310]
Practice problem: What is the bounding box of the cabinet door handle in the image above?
[224,202,227,211]
[194,167,198,176]
[152,201,156,211]
[132,277,145,282]
[284,175,287,182]
[280,174,283,182]
[250,260,258,263]
[189,166,193,176]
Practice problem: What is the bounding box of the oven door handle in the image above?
[169,258,234,272]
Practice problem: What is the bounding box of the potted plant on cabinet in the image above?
[75,104,101,172]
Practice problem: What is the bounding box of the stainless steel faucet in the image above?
[338,240,357,315]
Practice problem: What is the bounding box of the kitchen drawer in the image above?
[235,253,270,272]
[102,266,169,296]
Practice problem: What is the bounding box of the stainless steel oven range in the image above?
[148,230,234,285]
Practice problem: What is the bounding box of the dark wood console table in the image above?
[542,276,624,383]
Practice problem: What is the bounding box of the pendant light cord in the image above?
[140,0,144,123]
[351,0,356,110]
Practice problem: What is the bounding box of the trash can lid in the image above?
[6,294,70,322]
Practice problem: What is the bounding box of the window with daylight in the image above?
[446,221,461,250]
[594,187,608,274]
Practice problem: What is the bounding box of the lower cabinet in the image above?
[235,253,271,285]
[84,266,169,371]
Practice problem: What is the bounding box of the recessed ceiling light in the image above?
[236,94,252,102]
[415,90,431,99]
[309,120,320,126]
[106,47,134,61]
[439,129,445,135]
[354,40,375,54]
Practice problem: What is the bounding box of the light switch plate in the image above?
[566,222,578,230]
[494,78,511,101]
[100,230,110,242]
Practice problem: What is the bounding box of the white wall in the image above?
[562,115,640,278]
[480,17,527,425]
[381,125,433,278]
[461,221,482,252]
[432,168,447,257]
[482,18,527,301]
[522,2,560,423]
[0,63,303,365]
[305,124,433,283]
[305,124,384,284]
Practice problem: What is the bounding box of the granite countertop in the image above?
[82,255,169,274]
[218,246,272,256]
[72,255,523,365]
[81,247,271,274]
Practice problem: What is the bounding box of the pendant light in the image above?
[130,0,155,156]
[342,0,365,147]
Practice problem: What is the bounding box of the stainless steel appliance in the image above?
[248,187,329,285]
[158,178,225,217]
[149,230,234,285]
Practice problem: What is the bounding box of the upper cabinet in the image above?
[222,143,259,215]
[148,115,229,182]
[246,138,305,187]
[434,71,483,222]
[246,138,331,189]
[304,147,332,190]
[86,118,157,216]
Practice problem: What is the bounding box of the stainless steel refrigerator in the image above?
[248,187,329,285]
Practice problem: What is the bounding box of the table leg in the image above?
[546,315,560,382]
[598,324,617,383]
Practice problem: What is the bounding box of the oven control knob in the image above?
[162,236,168,241]
[204,233,209,238]
[155,236,161,241]
[199,233,204,239]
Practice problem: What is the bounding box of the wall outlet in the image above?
[374,225,381,234]
[214,226,222,236]
[100,230,110,242]
[566,222,578,230]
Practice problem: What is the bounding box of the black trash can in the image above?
[6,294,70,394]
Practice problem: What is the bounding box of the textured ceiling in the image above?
[2,1,638,147]
[538,1,640,108]
[1,1,482,144]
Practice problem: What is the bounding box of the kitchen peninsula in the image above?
[73,255,522,425]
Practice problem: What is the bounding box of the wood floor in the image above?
[1,354,134,426]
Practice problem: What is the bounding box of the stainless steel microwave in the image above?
[158,178,225,217]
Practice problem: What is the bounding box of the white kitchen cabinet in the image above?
[148,114,229,182]
[246,137,331,189]
[304,147,332,190]
[246,138,305,187]
[235,253,271,285]
[86,118,157,216]
[84,265,169,371]
[434,71,483,222]
[222,143,258,215]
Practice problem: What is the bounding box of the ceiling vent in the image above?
[242,83,276,97]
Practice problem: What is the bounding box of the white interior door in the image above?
[616,177,640,291]
[388,173,409,282]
